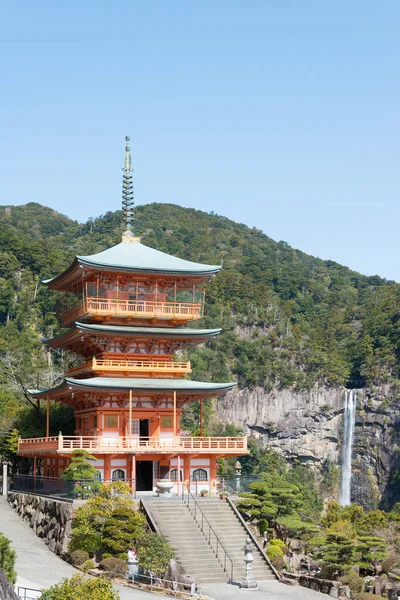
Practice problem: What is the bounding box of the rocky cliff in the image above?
[217,384,400,508]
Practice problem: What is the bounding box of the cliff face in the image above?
[217,385,400,508]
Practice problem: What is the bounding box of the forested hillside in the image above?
[0,201,400,447]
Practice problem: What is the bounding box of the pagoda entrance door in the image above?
[136,460,153,491]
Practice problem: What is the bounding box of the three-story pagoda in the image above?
[18,138,247,494]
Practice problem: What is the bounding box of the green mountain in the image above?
[0,201,399,398]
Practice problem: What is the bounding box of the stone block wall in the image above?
[8,492,73,558]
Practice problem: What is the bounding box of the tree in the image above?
[0,533,16,586]
[40,575,119,600]
[61,449,98,481]
[101,506,147,559]
[137,533,174,576]
[69,482,137,556]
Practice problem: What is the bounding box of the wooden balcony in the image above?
[62,297,204,326]
[18,435,248,455]
[68,357,192,377]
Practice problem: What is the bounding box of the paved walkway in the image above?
[0,497,154,599]
[0,497,328,600]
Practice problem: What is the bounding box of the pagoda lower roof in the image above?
[44,322,221,348]
[28,377,236,400]
[43,240,221,289]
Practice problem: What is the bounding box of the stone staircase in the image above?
[195,498,276,582]
[142,497,276,584]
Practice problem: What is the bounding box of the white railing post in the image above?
[58,432,63,451]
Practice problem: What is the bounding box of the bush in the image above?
[100,557,127,578]
[0,532,16,586]
[267,545,284,559]
[101,506,147,559]
[354,594,381,600]
[340,572,364,594]
[69,482,138,555]
[259,519,268,535]
[40,575,119,599]
[270,556,285,571]
[81,559,96,572]
[69,549,89,565]
[137,533,174,577]
[382,555,398,574]
[269,538,285,547]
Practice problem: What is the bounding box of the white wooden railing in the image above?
[18,435,247,454]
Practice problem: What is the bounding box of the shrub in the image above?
[137,533,174,577]
[100,557,127,577]
[382,555,398,574]
[0,532,16,586]
[259,519,268,535]
[340,572,364,594]
[354,594,381,600]
[270,556,285,571]
[101,506,147,559]
[269,538,285,547]
[81,559,96,572]
[267,545,284,559]
[69,482,138,555]
[69,549,89,566]
[40,575,119,599]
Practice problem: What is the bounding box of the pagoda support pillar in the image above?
[184,460,190,491]
[210,457,217,492]
[130,455,136,498]
[46,395,50,438]
[104,456,111,481]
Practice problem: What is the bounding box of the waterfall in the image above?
[339,389,357,506]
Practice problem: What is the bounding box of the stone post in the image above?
[2,462,8,497]
[240,536,258,590]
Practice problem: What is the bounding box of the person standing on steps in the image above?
[127,546,138,581]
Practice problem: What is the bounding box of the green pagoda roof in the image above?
[28,377,236,399]
[43,239,221,288]
[44,322,222,348]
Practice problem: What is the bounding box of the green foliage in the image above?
[69,482,137,555]
[137,533,175,576]
[0,532,16,586]
[267,545,284,559]
[81,559,96,572]
[69,549,89,565]
[101,506,147,559]
[39,574,119,600]
[258,519,268,535]
[340,572,365,594]
[269,538,286,547]
[355,535,387,571]
[100,557,127,577]
[61,449,99,482]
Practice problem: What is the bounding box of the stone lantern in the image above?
[240,536,258,590]
[235,460,242,494]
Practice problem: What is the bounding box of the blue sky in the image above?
[0,1,399,280]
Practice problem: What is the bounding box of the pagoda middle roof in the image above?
[29,377,236,400]
[44,322,221,347]
[43,240,221,288]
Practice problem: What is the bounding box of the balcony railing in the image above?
[18,435,248,455]
[68,357,191,377]
[61,297,204,326]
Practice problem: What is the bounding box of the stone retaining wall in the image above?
[8,492,73,558]
[298,575,349,598]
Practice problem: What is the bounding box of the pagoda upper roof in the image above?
[43,239,221,289]
[44,322,222,348]
[28,377,236,401]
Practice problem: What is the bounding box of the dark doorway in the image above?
[140,419,149,437]
[136,461,153,491]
